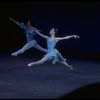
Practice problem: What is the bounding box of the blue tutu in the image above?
[44,38,66,64]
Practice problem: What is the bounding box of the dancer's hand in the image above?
[73,35,80,39]
[27,20,31,25]
[9,17,13,21]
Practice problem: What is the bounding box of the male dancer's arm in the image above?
[9,17,20,26]
[9,17,28,31]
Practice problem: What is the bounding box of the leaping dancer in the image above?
[9,17,48,56]
[28,27,80,70]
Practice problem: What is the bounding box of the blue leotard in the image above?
[20,22,36,42]
[44,38,66,64]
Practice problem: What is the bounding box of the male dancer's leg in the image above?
[11,41,36,56]
[34,43,48,53]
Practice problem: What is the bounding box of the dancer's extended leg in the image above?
[11,41,36,56]
[28,57,47,67]
[34,43,48,53]
[59,61,73,70]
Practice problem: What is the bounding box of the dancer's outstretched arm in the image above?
[55,35,80,42]
[32,27,49,39]
[9,17,20,26]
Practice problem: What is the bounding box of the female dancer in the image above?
[9,17,48,56]
[28,27,80,70]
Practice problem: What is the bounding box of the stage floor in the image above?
[0,54,100,99]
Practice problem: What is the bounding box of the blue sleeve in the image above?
[30,29,36,35]
[20,22,28,31]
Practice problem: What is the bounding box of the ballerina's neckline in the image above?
[48,38,55,41]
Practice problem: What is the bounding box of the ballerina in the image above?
[28,27,80,70]
[9,17,48,56]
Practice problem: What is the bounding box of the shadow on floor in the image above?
[60,82,100,99]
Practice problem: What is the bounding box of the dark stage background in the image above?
[0,1,100,59]
[0,1,100,99]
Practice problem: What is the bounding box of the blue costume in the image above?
[11,22,48,56]
[44,38,66,64]
[20,22,36,42]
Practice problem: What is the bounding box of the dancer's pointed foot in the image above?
[28,62,34,67]
[11,52,18,56]
[28,63,31,67]
[68,65,73,70]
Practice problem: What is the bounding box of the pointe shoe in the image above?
[28,63,32,67]
[68,65,73,70]
[11,53,17,56]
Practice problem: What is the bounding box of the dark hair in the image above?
[27,20,35,27]
[54,28,58,36]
